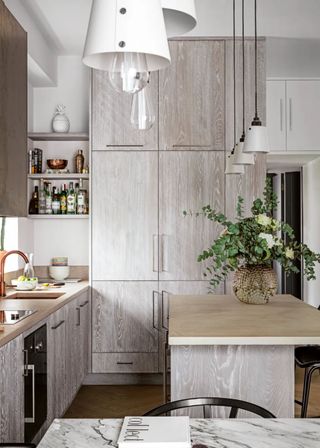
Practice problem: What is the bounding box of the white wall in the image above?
[33,55,90,132]
[303,158,320,307]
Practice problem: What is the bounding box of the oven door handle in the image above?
[24,364,35,424]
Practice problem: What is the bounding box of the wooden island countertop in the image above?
[169,294,320,346]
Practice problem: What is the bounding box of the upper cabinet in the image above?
[159,40,225,150]
[0,0,27,216]
[91,70,158,150]
[267,79,320,151]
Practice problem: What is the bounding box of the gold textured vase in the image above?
[233,265,278,305]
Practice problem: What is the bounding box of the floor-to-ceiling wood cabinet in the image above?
[91,38,267,376]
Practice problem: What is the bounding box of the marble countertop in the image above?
[169,294,320,345]
[38,418,320,448]
[0,281,89,347]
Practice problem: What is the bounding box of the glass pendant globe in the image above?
[108,52,150,94]
[131,84,155,130]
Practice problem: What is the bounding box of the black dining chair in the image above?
[295,305,320,418]
[144,397,275,418]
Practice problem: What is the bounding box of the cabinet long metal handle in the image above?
[152,291,160,330]
[80,300,89,308]
[289,98,293,131]
[153,234,159,272]
[161,291,169,331]
[161,235,169,272]
[280,98,283,131]
[117,362,133,365]
[51,320,65,330]
[24,364,35,424]
[76,307,81,326]
[23,349,29,377]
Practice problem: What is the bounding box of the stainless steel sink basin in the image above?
[0,309,35,325]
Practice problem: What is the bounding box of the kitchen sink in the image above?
[13,292,64,300]
[0,309,35,325]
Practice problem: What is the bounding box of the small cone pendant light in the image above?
[233,0,255,165]
[162,0,197,37]
[243,0,269,153]
[225,0,244,175]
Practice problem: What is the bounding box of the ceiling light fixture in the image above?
[225,0,244,175]
[243,0,269,153]
[161,0,197,37]
[83,0,171,94]
[233,0,255,166]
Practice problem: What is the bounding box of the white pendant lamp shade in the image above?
[242,123,269,153]
[161,0,197,37]
[233,140,255,165]
[225,150,245,175]
[83,0,171,72]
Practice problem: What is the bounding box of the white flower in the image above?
[256,214,272,226]
[285,247,295,260]
[259,232,276,249]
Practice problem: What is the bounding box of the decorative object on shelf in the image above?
[225,0,245,175]
[162,0,197,37]
[28,148,43,174]
[74,149,85,173]
[186,178,320,304]
[45,168,70,175]
[130,83,156,130]
[47,159,68,170]
[243,0,269,154]
[83,0,170,94]
[233,0,255,166]
[52,104,70,133]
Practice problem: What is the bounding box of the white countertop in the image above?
[169,294,320,345]
[38,418,320,448]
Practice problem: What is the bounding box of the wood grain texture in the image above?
[0,0,27,216]
[92,151,158,281]
[159,40,224,150]
[159,151,224,281]
[171,345,294,418]
[91,70,158,150]
[92,353,158,374]
[0,335,24,443]
[92,282,159,354]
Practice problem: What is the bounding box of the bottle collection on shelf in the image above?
[29,179,89,215]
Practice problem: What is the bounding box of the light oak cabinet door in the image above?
[0,0,27,216]
[65,299,82,404]
[47,307,67,421]
[92,151,158,281]
[159,151,224,281]
[79,291,90,380]
[266,80,286,151]
[159,40,224,150]
[0,336,24,443]
[92,281,159,354]
[286,80,320,151]
[92,70,158,150]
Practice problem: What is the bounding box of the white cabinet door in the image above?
[266,80,286,151]
[287,80,320,151]
[92,151,158,281]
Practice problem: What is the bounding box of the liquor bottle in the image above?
[60,184,67,214]
[28,186,39,214]
[38,179,46,214]
[67,182,76,214]
[75,149,84,173]
[45,183,52,214]
[52,187,60,215]
[77,179,88,215]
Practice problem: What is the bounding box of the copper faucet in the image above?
[0,250,29,297]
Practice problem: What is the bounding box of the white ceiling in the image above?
[19,0,320,56]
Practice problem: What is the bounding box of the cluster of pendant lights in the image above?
[83,0,197,130]
[225,0,269,175]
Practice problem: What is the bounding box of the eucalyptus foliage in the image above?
[184,178,320,290]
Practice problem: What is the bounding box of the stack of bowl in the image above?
[49,257,70,281]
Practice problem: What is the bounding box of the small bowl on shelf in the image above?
[49,265,70,281]
[47,159,68,170]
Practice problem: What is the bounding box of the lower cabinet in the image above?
[0,336,24,443]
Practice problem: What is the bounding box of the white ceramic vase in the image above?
[52,113,70,133]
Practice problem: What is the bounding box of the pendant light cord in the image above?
[233,0,236,152]
[254,0,258,119]
[242,0,245,138]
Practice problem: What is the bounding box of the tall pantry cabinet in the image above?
[91,39,267,375]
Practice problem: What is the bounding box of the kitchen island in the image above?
[169,294,320,418]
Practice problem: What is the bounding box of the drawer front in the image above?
[92,353,158,373]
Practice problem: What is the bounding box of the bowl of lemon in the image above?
[16,276,38,291]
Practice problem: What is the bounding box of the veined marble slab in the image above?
[38,418,320,448]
